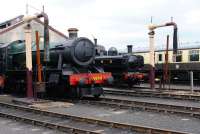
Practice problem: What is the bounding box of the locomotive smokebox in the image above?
[63,37,95,66]
[127,45,133,53]
[68,28,78,39]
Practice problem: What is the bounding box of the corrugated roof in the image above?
[0,15,68,39]
[0,15,24,29]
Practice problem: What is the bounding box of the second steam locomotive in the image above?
[95,45,145,87]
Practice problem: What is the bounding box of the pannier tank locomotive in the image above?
[95,45,144,87]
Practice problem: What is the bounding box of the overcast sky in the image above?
[1,0,200,51]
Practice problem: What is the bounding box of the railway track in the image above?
[0,102,187,134]
[104,88,200,101]
[133,85,200,92]
[106,84,200,92]
[77,97,200,119]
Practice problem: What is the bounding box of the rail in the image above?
[0,102,187,134]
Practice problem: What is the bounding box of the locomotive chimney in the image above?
[94,38,97,46]
[68,28,78,39]
[127,45,133,53]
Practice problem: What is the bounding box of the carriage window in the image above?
[176,51,182,62]
[158,54,162,61]
[189,50,199,61]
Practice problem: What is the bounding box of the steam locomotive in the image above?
[0,33,112,98]
[94,45,144,87]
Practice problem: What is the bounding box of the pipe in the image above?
[23,12,50,62]
[149,22,178,54]
[37,13,49,62]
[24,24,33,98]
[165,22,178,54]
[173,27,178,54]
[148,21,178,89]
[23,12,49,98]
[163,35,169,88]
[35,31,42,82]
[148,30,155,89]
[190,71,194,93]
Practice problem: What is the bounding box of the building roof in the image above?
[116,41,200,54]
[0,15,68,39]
[132,42,200,53]
[0,15,23,29]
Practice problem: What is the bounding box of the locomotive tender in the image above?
[0,29,112,98]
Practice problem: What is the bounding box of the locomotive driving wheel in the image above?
[94,94,100,99]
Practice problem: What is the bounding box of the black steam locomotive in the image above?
[0,34,112,98]
[94,45,144,87]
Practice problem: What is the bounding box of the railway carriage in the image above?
[134,44,200,84]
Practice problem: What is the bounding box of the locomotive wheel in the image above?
[128,83,133,88]
[94,94,100,99]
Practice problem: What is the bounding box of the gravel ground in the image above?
[103,94,200,107]
[47,102,200,134]
[0,117,65,134]
[0,106,137,134]
[1,94,200,133]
